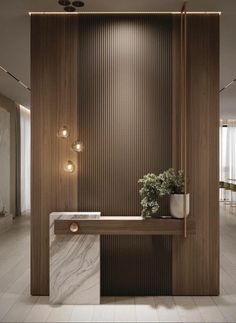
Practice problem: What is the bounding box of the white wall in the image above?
[220,12,236,119]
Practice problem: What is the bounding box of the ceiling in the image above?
[0,0,236,118]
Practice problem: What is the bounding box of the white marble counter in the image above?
[49,212,100,305]
[100,216,143,220]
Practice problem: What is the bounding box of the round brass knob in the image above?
[69,222,79,233]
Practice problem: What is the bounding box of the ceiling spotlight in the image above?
[58,0,71,6]
[64,5,76,12]
[72,1,85,7]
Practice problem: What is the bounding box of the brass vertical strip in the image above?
[180,12,184,169]
[181,3,188,238]
[180,8,184,236]
[183,9,187,238]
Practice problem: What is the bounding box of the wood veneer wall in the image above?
[31,14,219,296]
[31,16,78,295]
[172,14,219,295]
[79,15,173,296]
[31,14,173,296]
[77,15,172,217]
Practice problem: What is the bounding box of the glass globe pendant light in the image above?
[71,140,84,152]
[57,126,69,139]
[64,160,75,173]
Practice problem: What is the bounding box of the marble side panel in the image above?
[50,212,100,305]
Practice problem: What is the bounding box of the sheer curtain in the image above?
[220,125,236,181]
[20,105,31,214]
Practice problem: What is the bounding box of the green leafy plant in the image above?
[138,169,185,218]
[138,173,160,218]
[157,168,184,195]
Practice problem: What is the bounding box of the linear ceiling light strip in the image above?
[0,65,31,91]
[28,11,221,15]
[220,78,236,93]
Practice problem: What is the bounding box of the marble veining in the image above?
[50,212,100,305]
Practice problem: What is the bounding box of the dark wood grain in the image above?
[31,15,78,295]
[77,15,173,216]
[54,218,196,235]
[31,14,174,296]
[172,14,219,296]
[77,15,174,296]
[31,14,219,296]
[101,235,172,296]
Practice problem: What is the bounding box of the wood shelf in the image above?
[54,217,196,236]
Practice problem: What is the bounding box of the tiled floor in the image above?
[0,206,236,322]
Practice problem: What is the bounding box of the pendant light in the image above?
[57,126,69,139]
[71,140,84,152]
[64,160,75,173]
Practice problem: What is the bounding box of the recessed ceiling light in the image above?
[58,0,71,6]
[72,1,84,7]
[64,5,76,12]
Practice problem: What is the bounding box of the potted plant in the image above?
[157,168,190,219]
[138,173,160,219]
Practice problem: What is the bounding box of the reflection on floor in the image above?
[0,207,236,322]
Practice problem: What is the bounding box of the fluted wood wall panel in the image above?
[77,15,172,295]
[77,15,172,216]
[101,236,172,296]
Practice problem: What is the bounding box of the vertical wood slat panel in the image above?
[77,15,173,295]
[101,236,172,296]
[78,15,172,216]
[172,15,219,295]
[31,15,78,295]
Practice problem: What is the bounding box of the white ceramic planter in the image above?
[170,193,190,219]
